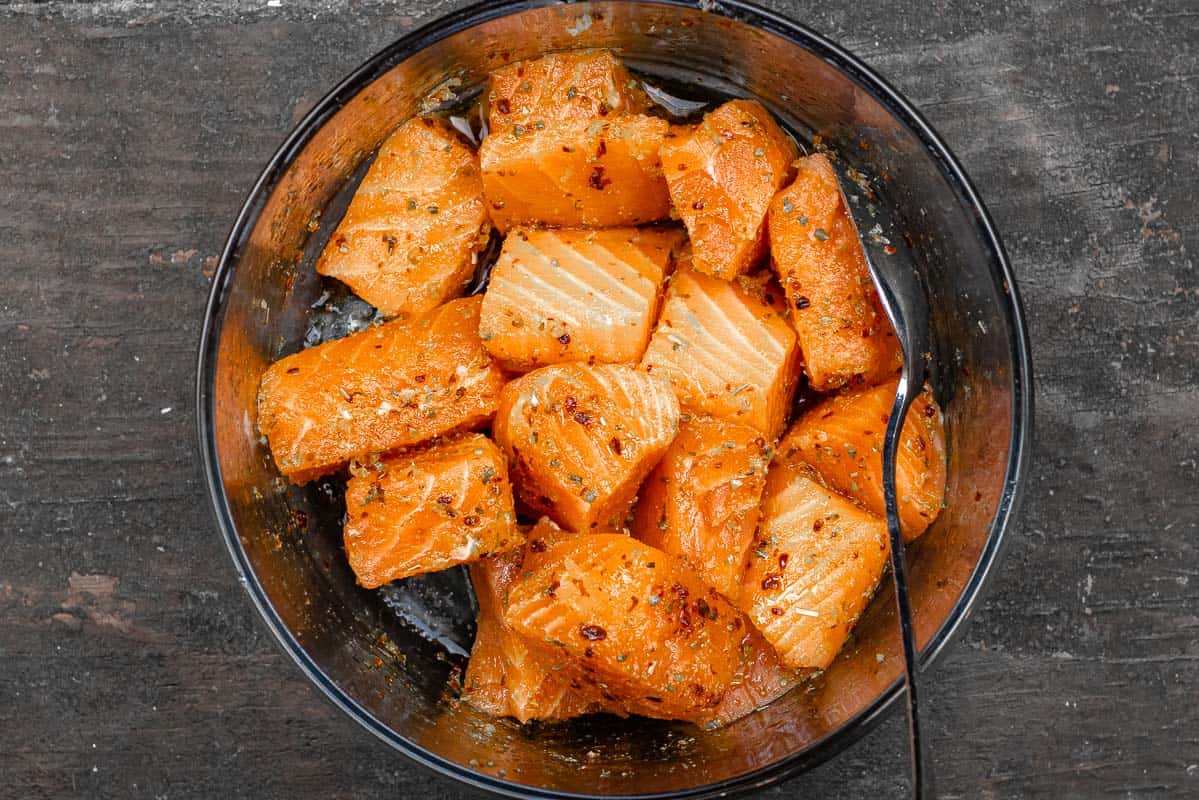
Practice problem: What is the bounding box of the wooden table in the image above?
[2,1,1195,797]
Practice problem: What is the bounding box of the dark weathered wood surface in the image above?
[1,1,1195,797]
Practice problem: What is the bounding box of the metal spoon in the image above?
[834,161,930,799]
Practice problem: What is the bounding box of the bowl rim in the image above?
[195,1,1034,797]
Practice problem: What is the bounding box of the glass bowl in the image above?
[196,1,1033,797]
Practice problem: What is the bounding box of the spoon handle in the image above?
[883,375,928,800]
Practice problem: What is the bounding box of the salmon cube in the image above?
[696,626,803,728]
[464,518,623,722]
[315,117,490,318]
[659,100,798,279]
[639,267,799,439]
[737,458,889,671]
[479,115,671,232]
[257,296,506,484]
[486,50,647,135]
[479,226,683,371]
[492,363,680,532]
[342,434,519,587]
[779,379,946,541]
[502,533,764,719]
[470,522,797,727]
[767,153,903,390]
[632,415,772,598]
[459,584,512,718]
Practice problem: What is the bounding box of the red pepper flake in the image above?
[812,518,824,531]
[564,396,578,413]
[285,367,300,375]
[437,495,453,505]
[414,374,426,383]
[884,244,897,255]
[579,624,607,641]
[558,333,571,345]
[778,553,789,571]
[793,295,811,309]
[609,437,623,455]
[588,166,611,190]
[761,574,782,591]
[574,411,592,427]
[463,515,480,527]
[770,606,784,616]
[595,139,607,158]
[529,538,548,553]
[692,200,705,210]
[924,403,937,417]
[496,98,511,114]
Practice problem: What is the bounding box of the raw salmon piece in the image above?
[342,434,519,587]
[780,379,946,541]
[631,415,772,598]
[479,226,683,371]
[479,115,671,232]
[459,592,512,717]
[492,363,680,532]
[639,267,799,439]
[696,625,805,728]
[737,460,889,671]
[315,117,490,318]
[659,100,798,279]
[486,50,647,135]
[257,296,506,484]
[767,153,903,390]
[464,519,619,722]
[502,533,762,720]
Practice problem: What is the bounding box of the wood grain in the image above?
[0,0,1195,797]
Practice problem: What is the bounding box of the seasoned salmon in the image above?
[479,226,684,371]
[479,115,671,232]
[639,267,799,439]
[257,296,506,484]
[503,533,763,719]
[342,434,519,588]
[492,364,680,532]
[458,584,512,718]
[632,415,771,598]
[767,153,902,390]
[315,117,490,318]
[486,50,647,135]
[697,625,804,728]
[464,519,619,722]
[659,99,798,279]
[737,460,889,670]
[469,519,798,726]
[780,379,946,541]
